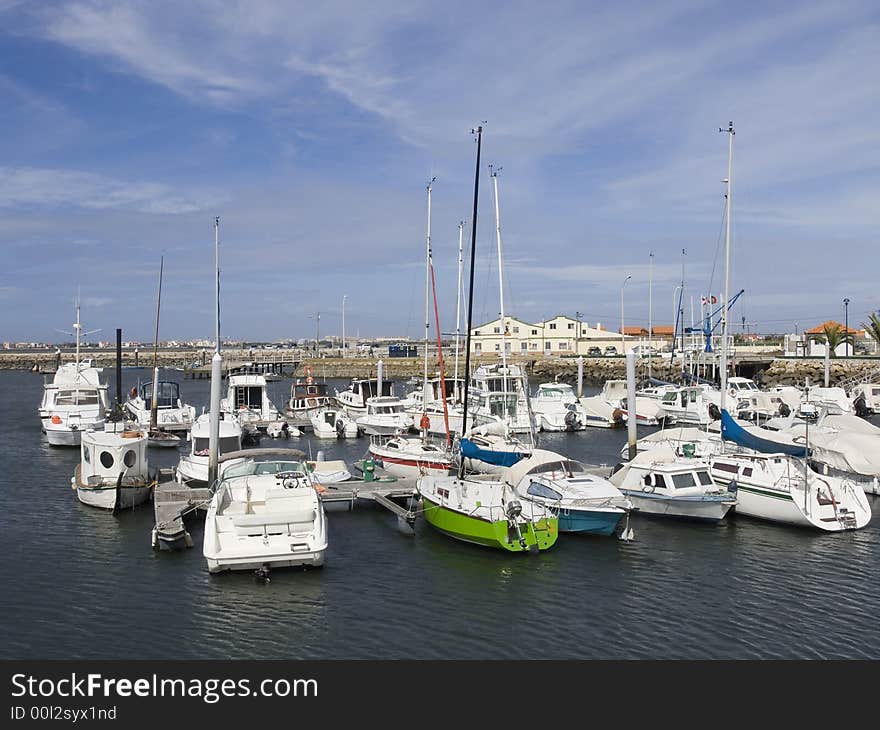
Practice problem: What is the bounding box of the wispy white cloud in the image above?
[0,166,219,214]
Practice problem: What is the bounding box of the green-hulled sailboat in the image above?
[416,125,558,553]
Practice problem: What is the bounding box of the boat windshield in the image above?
[141,381,180,409]
[55,389,100,406]
[193,436,240,455]
[671,472,697,489]
[487,394,518,417]
[527,459,585,478]
[222,460,306,480]
[526,481,563,501]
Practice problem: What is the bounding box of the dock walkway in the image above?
[152,462,420,551]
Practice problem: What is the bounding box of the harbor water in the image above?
[2,369,878,659]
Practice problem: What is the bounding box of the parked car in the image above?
[587,346,602,357]
[603,346,618,356]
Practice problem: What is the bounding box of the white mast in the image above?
[719,121,734,414]
[490,165,508,420]
[208,216,222,487]
[453,220,464,396]
[73,293,82,380]
[423,178,435,429]
[648,251,653,381]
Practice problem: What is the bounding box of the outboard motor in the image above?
[778,402,791,417]
[564,407,579,431]
[854,394,870,419]
[708,403,721,421]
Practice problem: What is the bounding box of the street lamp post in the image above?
[342,295,347,359]
[620,275,632,353]
[308,312,320,356]
[844,298,850,358]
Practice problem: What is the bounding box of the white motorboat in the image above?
[530,382,585,431]
[39,302,110,446]
[71,422,154,510]
[726,377,774,422]
[767,385,804,417]
[655,385,719,426]
[265,420,302,439]
[221,373,280,428]
[600,379,665,426]
[509,450,632,535]
[850,383,880,415]
[203,452,328,573]
[804,386,852,416]
[309,408,358,439]
[285,374,337,428]
[468,362,536,434]
[336,377,393,418]
[609,447,736,522]
[125,380,195,431]
[355,396,410,436]
[42,371,109,446]
[369,435,453,478]
[709,452,871,531]
[175,414,245,486]
[575,390,626,428]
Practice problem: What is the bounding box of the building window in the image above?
[544,341,551,350]
[520,342,528,351]
[531,329,538,335]
[512,326,519,334]
[475,343,481,353]
[567,323,574,330]
[531,343,539,350]
[559,342,568,350]
[495,343,500,351]
[549,323,557,330]
[494,327,500,334]
[474,330,480,336]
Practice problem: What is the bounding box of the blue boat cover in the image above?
[720,409,809,458]
[460,438,524,468]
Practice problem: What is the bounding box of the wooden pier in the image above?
[151,460,420,551]
[184,355,300,380]
[152,469,210,551]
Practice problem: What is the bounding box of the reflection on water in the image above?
[0,370,878,659]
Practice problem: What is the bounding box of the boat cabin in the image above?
[138,381,181,410]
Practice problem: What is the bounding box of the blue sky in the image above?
[1,0,878,343]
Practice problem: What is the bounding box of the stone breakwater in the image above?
[3,350,878,387]
[754,358,880,387]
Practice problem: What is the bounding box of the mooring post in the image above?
[824,344,830,387]
[577,355,584,399]
[626,350,638,460]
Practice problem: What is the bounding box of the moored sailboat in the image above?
[417,127,558,553]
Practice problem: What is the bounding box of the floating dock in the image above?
[151,461,420,551]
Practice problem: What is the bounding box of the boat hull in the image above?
[47,428,83,447]
[421,494,557,552]
[75,483,152,510]
[206,549,325,574]
[619,491,735,522]
[556,507,626,535]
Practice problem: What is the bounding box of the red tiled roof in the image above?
[805,320,859,335]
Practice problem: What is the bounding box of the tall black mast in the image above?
[459,124,483,467]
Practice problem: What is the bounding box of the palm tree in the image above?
[816,322,853,358]
[862,311,880,352]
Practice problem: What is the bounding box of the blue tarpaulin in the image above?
[720,409,809,458]
[460,438,524,468]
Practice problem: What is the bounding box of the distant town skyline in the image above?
[2,1,878,343]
